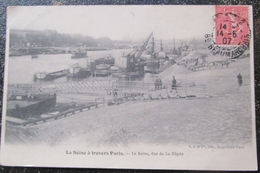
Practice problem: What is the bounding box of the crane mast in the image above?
[126,32,153,60]
[134,32,153,59]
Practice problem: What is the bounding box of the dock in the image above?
[6,99,105,126]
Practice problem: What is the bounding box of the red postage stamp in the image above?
[215,6,249,46]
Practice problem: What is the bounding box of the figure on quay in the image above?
[171,76,178,93]
[158,78,163,89]
[154,79,159,90]
[237,73,243,86]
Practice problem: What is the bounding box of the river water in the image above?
[7,49,158,84]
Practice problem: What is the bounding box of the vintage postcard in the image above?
[0,5,257,170]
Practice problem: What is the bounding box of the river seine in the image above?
[7,49,156,84]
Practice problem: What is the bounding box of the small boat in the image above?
[95,56,115,65]
[108,66,120,73]
[31,55,38,59]
[91,64,111,77]
[34,70,67,80]
[71,52,87,59]
[96,64,111,70]
[34,72,47,80]
[109,66,120,71]
[112,72,128,78]
[66,64,90,77]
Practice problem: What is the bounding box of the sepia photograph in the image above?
[0,5,257,170]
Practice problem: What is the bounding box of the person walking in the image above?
[237,73,243,86]
[171,76,177,93]
[112,88,118,100]
[158,78,163,90]
[154,79,159,90]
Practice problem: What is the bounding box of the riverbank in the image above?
[4,57,253,147]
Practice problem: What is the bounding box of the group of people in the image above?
[113,73,243,102]
[154,76,178,93]
[154,78,163,90]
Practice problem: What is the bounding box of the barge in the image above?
[71,52,87,59]
[34,69,68,80]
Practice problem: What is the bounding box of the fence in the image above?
[115,81,154,93]
[8,80,207,98]
[8,80,116,95]
[164,83,206,96]
[114,81,206,97]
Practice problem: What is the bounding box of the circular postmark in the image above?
[205,7,251,59]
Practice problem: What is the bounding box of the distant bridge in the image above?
[116,44,143,49]
[117,44,161,50]
[116,40,168,50]
[117,44,133,49]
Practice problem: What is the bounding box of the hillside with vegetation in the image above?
[9,29,115,48]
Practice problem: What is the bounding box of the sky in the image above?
[7,5,214,41]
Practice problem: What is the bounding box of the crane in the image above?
[126,32,153,60]
[125,32,153,72]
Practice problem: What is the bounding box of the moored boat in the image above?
[66,64,91,77]
[112,72,128,78]
[108,66,120,73]
[71,52,87,59]
[7,93,57,119]
[31,55,38,58]
[96,64,111,70]
[34,70,68,81]
[95,56,115,65]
